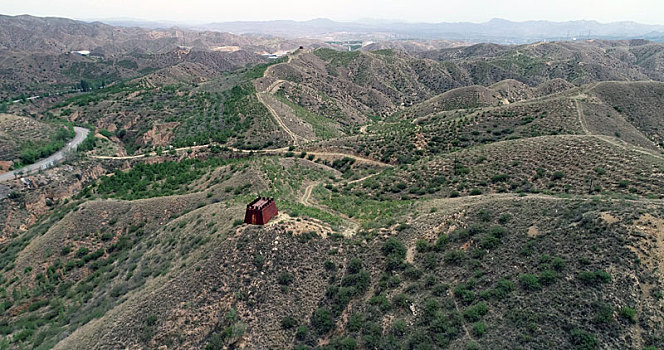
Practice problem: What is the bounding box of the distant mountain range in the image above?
[100,17,664,44]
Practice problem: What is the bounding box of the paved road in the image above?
[0,127,89,182]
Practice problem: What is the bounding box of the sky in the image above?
[1,0,663,24]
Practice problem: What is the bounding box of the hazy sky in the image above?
[1,0,663,24]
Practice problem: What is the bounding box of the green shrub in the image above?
[444,250,466,265]
[392,293,410,309]
[312,308,334,334]
[347,258,362,274]
[491,174,509,183]
[552,257,566,271]
[432,283,449,297]
[416,239,431,252]
[539,270,557,285]
[493,279,515,299]
[435,234,449,251]
[463,302,488,322]
[619,307,636,323]
[519,274,541,291]
[479,234,500,249]
[369,294,391,313]
[551,171,565,180]
[570,328,598,350]
[472,322,487,337]
[295,325,308,340]
[578,271,611,285]
[61,246,72,256]
[592,302,614,324]
[281,316,298,329]
[454,283,476,304]
[277,272,294,286]
[382,237,407,261]
[76,247,90,258]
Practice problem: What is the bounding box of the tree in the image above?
[312,308,334,334]
[80,80,92,92]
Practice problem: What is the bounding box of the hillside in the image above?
[1,18,664,350]
[1,156,663,348]
[588,81,664,149]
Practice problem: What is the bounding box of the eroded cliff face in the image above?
[0,162,106,239]
[137,122,180,148]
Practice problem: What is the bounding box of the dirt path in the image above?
[256,50,312,145]
[573,98,591,134]
[227,146,391,167]
[300,182,315,206]
[449,287,474,341]
[91,144,210,160]
[347,172,380,185]
[594,135,664,161]
[297,181,362,237]
[262,49,300,83]
[265,79,287,94]
[574,96,663,160]
[257,92,304,145]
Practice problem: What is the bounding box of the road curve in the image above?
[0,127,89,182]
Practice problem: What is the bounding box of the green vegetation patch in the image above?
[15,125,75,166]
[313,48,361,66]
[95,157,243,200]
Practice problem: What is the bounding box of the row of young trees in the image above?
[18,126,76,165]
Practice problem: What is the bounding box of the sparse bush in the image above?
[281,316,298,329]
[382,237,407,261]
[551,171,565,180]
[444,250,466,265]
[278,272,294,285]
[570,328,598,350]
[519,274,541,291]
[578,271,611,285]
[472,322,487,337]
[295,325,308,340]
[463,302,488,322]
[539,270,557,285]
[552,257,566,271]
[619,307,636,323]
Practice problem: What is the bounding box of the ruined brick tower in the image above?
[244,197,278,225]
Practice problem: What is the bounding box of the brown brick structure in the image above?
[244,197,278,225]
